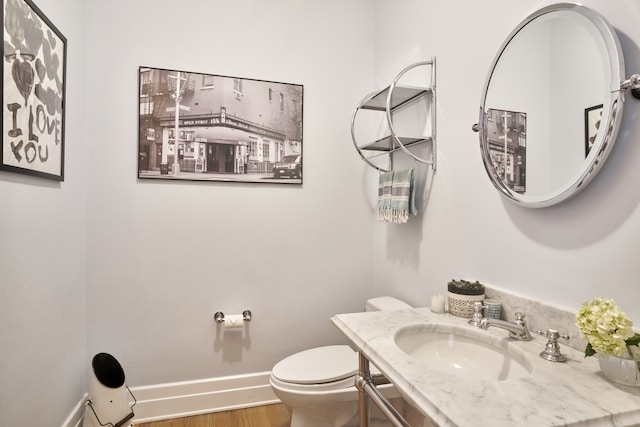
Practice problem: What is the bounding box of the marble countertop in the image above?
[332,307,640,426]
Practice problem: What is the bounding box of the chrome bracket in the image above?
[620,74,640,99]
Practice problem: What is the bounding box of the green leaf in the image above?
[626,334,640,347]
[584,343,597,357]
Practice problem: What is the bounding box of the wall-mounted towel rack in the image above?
[351,58,437,172]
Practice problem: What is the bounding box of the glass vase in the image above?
[598,349,640,387]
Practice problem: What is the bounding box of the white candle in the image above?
[431,294,445,313]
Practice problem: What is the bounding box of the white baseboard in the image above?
[62,372,281,426]
[61,393,87,427]
[130,371,280,423]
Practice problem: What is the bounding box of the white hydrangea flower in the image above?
[575,297,634,357]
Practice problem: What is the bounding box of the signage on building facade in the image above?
[159,115,285,140]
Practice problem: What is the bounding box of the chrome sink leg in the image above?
[357,352,370,427]
[356,352,411,427]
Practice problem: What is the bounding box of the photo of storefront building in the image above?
[486,108,527,193]
[138,67,303,183]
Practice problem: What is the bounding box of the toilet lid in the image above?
[271,345,358,385]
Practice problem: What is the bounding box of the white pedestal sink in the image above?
[394,323,533,381]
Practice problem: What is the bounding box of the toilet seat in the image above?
[271,345,357,391]
[270,373,357,392]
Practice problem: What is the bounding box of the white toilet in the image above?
[269,297,413,427]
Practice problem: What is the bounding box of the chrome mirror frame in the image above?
[475,3,638,208]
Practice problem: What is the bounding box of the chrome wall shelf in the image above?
[351,58,437,172]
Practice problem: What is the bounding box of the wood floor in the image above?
[136,404,291,427]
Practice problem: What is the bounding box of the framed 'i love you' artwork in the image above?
[1,0,66,181]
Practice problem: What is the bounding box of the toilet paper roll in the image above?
[223,314,244,329]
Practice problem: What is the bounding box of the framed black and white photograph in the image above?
[1,0,66,181]
[485,108,527,193]
[585,104,603,157]
[138,67,304,184]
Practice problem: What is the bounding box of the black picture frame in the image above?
[584,104,603,157]
[1,0,66,181]
[138,66,303,184]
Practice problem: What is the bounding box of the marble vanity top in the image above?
[332,307,640,426]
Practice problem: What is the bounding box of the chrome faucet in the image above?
[479,312,532,341]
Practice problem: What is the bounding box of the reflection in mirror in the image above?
[485,109,527,194]
[477,4,629,208]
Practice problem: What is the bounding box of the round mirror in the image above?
[478,3,626,208]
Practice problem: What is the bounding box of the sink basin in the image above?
[394,323,533,381]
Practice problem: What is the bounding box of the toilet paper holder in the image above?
[214,309,252,323]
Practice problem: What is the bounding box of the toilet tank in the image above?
[365,296,412,312]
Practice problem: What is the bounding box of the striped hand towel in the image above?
[378,170,394,218]
[378,168,416,224]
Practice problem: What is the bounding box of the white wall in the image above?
[0,0,87,425]
[372,0,640,324]
[85,0,376,386]
[5,1,640,424]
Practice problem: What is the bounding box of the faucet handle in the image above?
[468,301,484,327]
[535,328,570,341]
[536,328,569,362]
